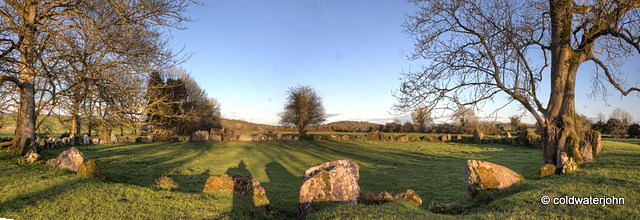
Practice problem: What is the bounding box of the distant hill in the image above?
[220,118,292,132]
[310,121,382,132]
[220,119,381,133]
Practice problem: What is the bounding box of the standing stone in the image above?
[276,132,282,140]
[578,141,593,164]
[463,160,523,200]
[283,135,293,140]
[496,134,502,140]
[397,135,409,142]
[585,130,602,157]
[473,129,484,144]
[191,130,210,142]
[299,160,361,217]
[366,131,381,140]
[293,136,299,141]
[505,132,512,139]
[110,134,117,143]
[83,134,90,145]
[456,135,463,141]
[447,134,452,141]
[253,133,267,141]
[203,174,270,208]
[92,138,99,145]
[46,147,85,172]
[341,135,349,140]
[238,133,253,141]
[223,129,236,141]
[440,135,448,142]
[210,133,222,142]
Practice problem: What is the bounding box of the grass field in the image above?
[0,139,638,219]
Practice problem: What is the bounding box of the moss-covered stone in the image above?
[202,174,234,193]
[538,164,556,178]
[77,160,105,181]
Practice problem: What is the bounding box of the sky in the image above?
[168,0,640,125]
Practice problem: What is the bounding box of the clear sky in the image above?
[168,0,640,125]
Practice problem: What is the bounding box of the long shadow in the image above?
[38,142,215,192]
[224,160,263,219]
[262,161,299,218]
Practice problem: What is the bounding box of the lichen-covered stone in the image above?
[560,152,578,174]
[223,128,236,141]
[25,152,40,163]
[299,160,360,217]
[585,130,602,157]
[463,160,523,200]
[77,160,106,181]
[396,135,409,142]
[578,140,593,164]
[191,130,209,142]
[46,147,84,172]
[538,164,556,178]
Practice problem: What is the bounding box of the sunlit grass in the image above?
[0,139,638,219]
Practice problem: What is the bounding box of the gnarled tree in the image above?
[0,0,197,155]
[395,0,640,169]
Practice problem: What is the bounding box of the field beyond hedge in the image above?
[1,139,638,219]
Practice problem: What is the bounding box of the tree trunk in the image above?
[8,1,38,156]
[542,0,586,168]
[70,96,82,137]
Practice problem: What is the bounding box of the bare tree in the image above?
[453,105,477,133]
[411,105,433,133]
[610,108,633,126]
[279,86,326,136]
[395,0,640,168]
[0,0,197,155]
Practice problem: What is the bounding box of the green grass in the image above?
[0,139,638,219]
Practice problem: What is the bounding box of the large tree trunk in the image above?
[542,0,586,168]
[8,1,38,156]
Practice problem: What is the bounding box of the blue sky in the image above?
[168,0,640,125]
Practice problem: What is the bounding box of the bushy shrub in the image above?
[154,175,179,191]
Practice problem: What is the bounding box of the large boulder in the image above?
[191,130,209,142]
[463,160,523,200]
[210,133,222,142]
[366,131,381,140]
[473,129,484,144]
[46,147,85,172]
[77,160,106,181]
[299,160,361,217]
[238,133,253,141]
